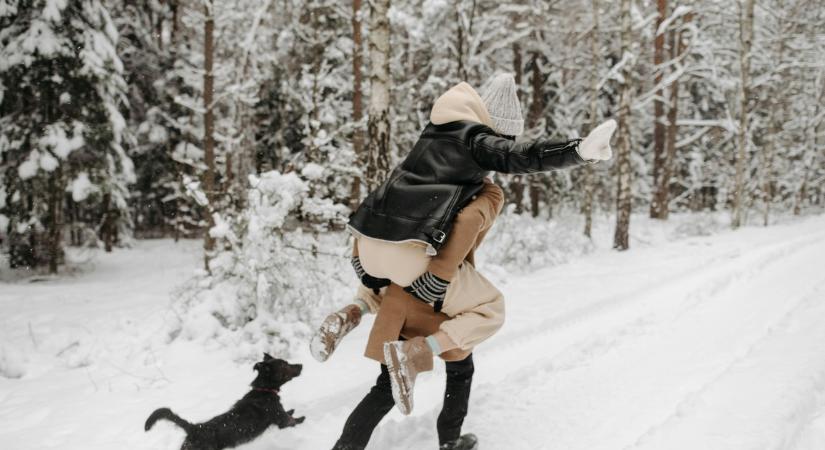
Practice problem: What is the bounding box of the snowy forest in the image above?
[3,0,824,270]
[2,0,825,449]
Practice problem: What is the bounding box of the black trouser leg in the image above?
[333,364,395,450]
[437,353,475,445]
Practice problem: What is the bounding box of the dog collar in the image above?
[253,388,280,395]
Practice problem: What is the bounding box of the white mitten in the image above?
[577,119,617,161]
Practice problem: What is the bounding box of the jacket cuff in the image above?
[539,139,587,171]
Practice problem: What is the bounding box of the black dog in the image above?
[145,353,305,450]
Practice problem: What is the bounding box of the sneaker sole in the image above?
[309,333,330,362]
[309,314,347,363]
[384,342,413,415]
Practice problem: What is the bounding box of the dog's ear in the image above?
[263,353,274,361]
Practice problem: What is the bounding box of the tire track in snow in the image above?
[447,227,825,450]
[627,280,825,450]
[481,229,825,386]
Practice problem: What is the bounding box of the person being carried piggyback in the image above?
[311,73,617,450]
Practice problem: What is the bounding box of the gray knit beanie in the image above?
[481,73,524,136]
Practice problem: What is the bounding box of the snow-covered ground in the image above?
[2,215,825,450]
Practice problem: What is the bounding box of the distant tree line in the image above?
[1,0,823,272]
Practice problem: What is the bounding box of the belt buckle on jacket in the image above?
[432,229,446,243]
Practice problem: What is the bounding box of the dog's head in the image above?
[251,353,302,390]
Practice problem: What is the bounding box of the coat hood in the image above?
[429,82,495,129]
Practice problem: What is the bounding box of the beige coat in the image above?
[356,259,504,359]
[355,180,506,361]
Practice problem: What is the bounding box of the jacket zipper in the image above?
[433,186,461,244]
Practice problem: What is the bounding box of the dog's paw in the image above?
[293,416,305,425]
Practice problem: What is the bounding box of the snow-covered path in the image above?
[2,216,825,450]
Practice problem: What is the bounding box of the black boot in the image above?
[439,433,478,450]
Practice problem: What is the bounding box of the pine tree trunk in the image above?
[509,43,525,214]
[650,0,668,218]
[656,31,679,221]
[762,120,777,225]
[583,0,602,238]
[512,175,525,214]
[527,52,544,218]
[349,0,365,209]
[100,192,115,252]
[366,0,391,191]
[794,170,809,216]
[456,7,465,81]
[613,0,633,251]
[732,0,755,229]
[202,1,216,267]
[47,167,63,273]
[530,184,540,218]
[652,14,690,220]
[170,0,179,43]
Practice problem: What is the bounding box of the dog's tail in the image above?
[145,407,193,432]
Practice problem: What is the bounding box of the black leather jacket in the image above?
[347,120,586,253]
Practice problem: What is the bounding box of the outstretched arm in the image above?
[469,119,616,174]
[470,133,585,174]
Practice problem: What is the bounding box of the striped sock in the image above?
[408,272,450,304]
[351,257,365,278]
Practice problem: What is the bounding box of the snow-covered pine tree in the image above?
[0,0,133,271]
[110,0,204,239]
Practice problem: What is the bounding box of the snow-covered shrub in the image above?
[171,170,354,360]
[476,206,595,274]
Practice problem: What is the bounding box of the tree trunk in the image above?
[99,192,116,252]
[762,0,787,227]
[527,52,544,218]
[650,0,668,218]
[202,0,216,268]
[794,77,824,215]
[155,2,164,49]
[349,0,365,209]
[732,0,755,229]
[513,42,523,99]
[366,0,391,191]
[762,118,777,225]
[456,7,465,81]
[170,1,179,43]
[47,167,63,273]
[794,170,809,216]
[655,30,680,221]
[613,0,633,251]
[652,13,691,220]
[454,1,476,81]
[583,0,602,238]
[509,42,525,214]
